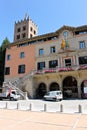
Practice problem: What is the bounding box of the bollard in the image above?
[44,104,47,112]
[60,104,63,112]
[5,102,8,109]
[78,104,82,113]
[29,103,32,111]
[17,102,19,109]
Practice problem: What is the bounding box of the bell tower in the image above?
[14,14,38,42]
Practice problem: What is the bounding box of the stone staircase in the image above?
[3,70,35,100]
[3,80,28,100]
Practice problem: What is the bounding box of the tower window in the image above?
[23,26,26,31]
[30,34,32,38]
[17,35,20,39]
[22,33,26,38]
[30,27,33,31]
[34,30,36,34]
[17,28,21,33]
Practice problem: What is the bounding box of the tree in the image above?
[0,37,10,86]
[1,37,10,51]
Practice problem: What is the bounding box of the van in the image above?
[43,90,63,101]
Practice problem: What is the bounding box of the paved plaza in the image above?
[0,109,87,130]
[0,99,87,130]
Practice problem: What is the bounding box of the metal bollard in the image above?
[5,102,8,109]
[60,104,63,112]
[78,104,82,113]
[44,104,47,112]
[17,102,19,109]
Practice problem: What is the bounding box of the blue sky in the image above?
[0,0,87,44]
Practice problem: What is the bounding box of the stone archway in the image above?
[36,83,47,99]
[49,82,59,91]
[63,76,78,98]
[81,80,87,98]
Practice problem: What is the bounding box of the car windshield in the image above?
[56,92,62,95]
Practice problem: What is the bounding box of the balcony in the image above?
[32,64,87,75]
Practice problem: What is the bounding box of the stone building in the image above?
[4,17,87,99]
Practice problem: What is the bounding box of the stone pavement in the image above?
[0,109,87,130]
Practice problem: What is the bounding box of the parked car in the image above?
[43,90,63,101]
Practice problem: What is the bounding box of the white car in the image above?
[43,90,63,101]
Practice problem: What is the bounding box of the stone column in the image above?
[77,79,81,99]
[75,54,79,66]
[58,75,63,91]
[58,56,61,67]
[45,60,49,69]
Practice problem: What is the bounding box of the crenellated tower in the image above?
[14,14,38,42]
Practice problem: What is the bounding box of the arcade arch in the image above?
[49,82,60,91]
[63,76,78,98]
[36,83,47,99]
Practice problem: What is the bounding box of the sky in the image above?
[0,0,87,44]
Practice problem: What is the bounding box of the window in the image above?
[63,31,69,37]
[22,33,26,38]
[30,27,33,31]
[49,60,58,68]
[50,46,55,53]
[79,56,87,65]
[23,26,26,31]
[37,62,45,70]
[34,30,36,34]
[5,67,10,75]
[79,41,85,49]
[18,64,25,74]
[30,34,32,38]
[20,52,25,58]
[17,28,21,32]
[39,49,44,56]
[17,35,20,40]
[7,54,11,60]
[65,59,71,66]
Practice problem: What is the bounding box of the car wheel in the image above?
[10,97,14,101]
[56,98,59,102]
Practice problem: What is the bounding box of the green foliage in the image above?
[1,37,10,51]
[0,37,10,86]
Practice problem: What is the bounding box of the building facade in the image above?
[4,21,87,99]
